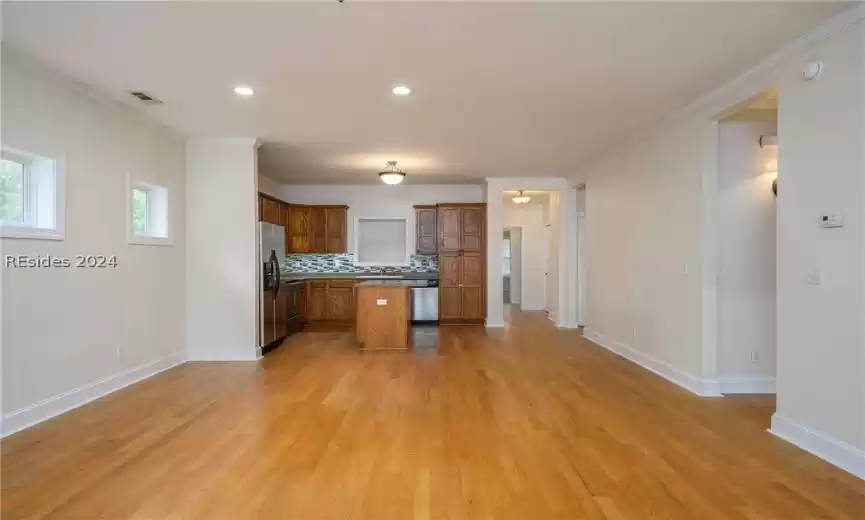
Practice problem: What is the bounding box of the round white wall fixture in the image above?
[801,60,823,81]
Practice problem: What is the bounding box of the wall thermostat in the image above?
[820,213,843,228]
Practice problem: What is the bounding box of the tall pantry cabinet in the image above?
[437,203,486,324]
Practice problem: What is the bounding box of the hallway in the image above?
[3,313,863,519]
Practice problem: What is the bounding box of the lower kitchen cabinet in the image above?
[308,282,329,321]
[306,279,357,323]
[328,285,355,322]
[439,252,486,324]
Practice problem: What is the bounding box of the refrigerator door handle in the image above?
[272,255,281,296]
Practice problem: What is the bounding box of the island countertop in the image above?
[355,279,428,287]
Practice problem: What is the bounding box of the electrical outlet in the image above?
[805,270,822,286]
[749,351,760,363]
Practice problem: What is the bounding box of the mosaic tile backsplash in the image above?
[283,253,438,274]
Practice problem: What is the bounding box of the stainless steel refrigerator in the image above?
[259,222,287,348]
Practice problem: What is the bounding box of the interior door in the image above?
[438,207,461,253]
[461,207,484,253]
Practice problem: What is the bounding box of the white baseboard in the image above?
[485,321,505,328]
[583,328,721,397]
[719,376,776,394]
[770,413,865,480]
[1,352,186,438]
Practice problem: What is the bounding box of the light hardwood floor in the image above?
[3,310,864,519]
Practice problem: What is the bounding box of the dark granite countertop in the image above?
[356,279,429,287]
[280,272,438,281]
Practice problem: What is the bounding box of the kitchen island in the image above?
[355,280,419,351]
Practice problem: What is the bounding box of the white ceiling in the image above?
[2,1,847,184]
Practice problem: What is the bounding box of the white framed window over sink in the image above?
[354,217,410,266]
[127,174,170,246]
[0,146,66,240]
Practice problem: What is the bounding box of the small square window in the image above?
[127,175,170,246]
[0,158,26,225]
[132,188,149,236]
[0,146,65,240]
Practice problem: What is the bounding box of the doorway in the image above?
[575,186,586,327]
[715,89,778,394]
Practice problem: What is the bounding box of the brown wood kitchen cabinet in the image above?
[327,281,355,321]
[306,279,357,323]
[324,207,348,253]
[310,207,327,253]
[287,205,348,254]
[259,194,349,255]
[414,205,438,254]
[259,194,283,225]
[438,203,487,324]
[288,205,311,253]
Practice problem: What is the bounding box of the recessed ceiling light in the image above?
[234,86,255,97]
[392,85,412,96]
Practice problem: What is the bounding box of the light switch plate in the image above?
[820,213,844,228]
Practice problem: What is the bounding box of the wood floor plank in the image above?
[2,309,864,519]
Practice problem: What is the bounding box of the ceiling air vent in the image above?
[129,91,163,105]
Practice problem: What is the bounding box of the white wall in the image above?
[502,199,546,311]
[576,10,865,476]
[274,184,484,254]
[0,49,186,435]
[717,119,778,388]
[773,19,864,472]
[258,175,283,199]
[186,139,260,361]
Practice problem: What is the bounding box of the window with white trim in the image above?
[127,175,170,246]
[355,217,410,266]
[0,146,64,240]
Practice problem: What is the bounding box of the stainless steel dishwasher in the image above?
[411,280,439,323]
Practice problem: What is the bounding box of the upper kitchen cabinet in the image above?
[460,206,484,253]
[286,204,348,254]
[437,204,485,254]
[310,206,327,253]
[414,205,437,254]
[324,207,348,253]
[282,204,291,254]
[288,205,311,253]
[259,194,282,225]
[437,206,461,253]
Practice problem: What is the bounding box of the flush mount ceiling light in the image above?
[234,86,255,97]
[392,85,412,96]
[512,190,531,204]
[379,160,406,185]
